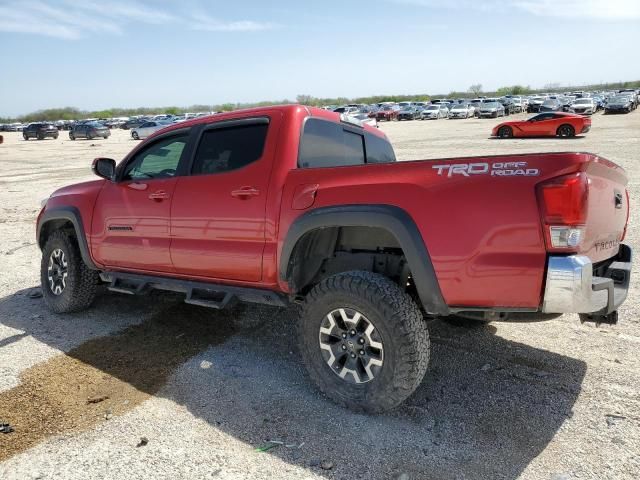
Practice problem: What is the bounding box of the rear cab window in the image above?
[298,118,396,168]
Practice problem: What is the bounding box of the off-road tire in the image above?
[40,230,99,313]
[298,271,429,413]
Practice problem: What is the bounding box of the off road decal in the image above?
[432,162,540,177]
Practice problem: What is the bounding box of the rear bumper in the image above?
[542,244,632,315]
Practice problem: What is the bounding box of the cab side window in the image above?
[191,123,269,175]
[122,134,188,180]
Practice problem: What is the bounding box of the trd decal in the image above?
[432,162,540,177]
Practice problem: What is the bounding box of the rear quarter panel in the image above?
[278,152,616,309]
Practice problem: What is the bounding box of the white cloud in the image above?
[514,0,640,20]
[390,0,640,19]
[0,0,277,39]
[190,14,276,32]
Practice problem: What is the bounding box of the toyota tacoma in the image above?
[37,105,632,412]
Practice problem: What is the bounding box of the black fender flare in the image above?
[279,204,449,316]
[37,206,98,270]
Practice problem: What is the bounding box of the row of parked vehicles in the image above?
[328,88,640,123]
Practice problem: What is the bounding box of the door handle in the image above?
[231,187,260,199]
[148,190,170,200]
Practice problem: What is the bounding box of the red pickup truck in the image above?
[37,105,632,412]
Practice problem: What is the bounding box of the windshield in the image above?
[542,100,557,106]
[574,99,592,104]
[426,106,439,110]
[482,102,499,107]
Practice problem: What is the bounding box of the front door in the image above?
[91,131,190,272]
[527,113,556,136]
[170,114,281,282]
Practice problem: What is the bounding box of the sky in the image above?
[0,0,639,117]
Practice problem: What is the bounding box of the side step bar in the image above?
[99,271,289,310]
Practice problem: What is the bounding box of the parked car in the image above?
[6,123,26,131]
[498,98,517,115]
[509,97,524,113]
[477,101,505,118]
[333,106,359,115]
[130,121,171,140]
[527,96,547,112]
[539,99,563,112]
[23,123,59,140]
[448,103,475,119]
[618,89,638,107]
[347,113,378,128]
[604,95,634,114]
[121,118,150,130]
[36,105,631,413]
[375,105,400,121]
[420,104,448,119]
[69,122,111,140]
[492,112,591,138]
[569,98,596,115]
[397,106,420,120]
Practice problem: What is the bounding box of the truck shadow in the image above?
[0,288,587,479]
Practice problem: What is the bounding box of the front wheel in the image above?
[40,230,99,313]
[23,133,28,141]
[69,133,75,140]
[298,271,430,413]
[498,126,513,138]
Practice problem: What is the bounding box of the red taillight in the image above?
[537,172,588,225]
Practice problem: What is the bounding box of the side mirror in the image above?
[92,157,116,181]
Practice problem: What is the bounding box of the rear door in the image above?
[91,130,192,272]
[170,114,282,282]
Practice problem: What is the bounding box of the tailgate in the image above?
[581,157,629,263]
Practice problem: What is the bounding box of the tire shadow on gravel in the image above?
[0,288,587,480]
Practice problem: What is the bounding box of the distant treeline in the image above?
[2,80,638,123]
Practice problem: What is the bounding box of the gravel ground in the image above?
[0,111,638,480]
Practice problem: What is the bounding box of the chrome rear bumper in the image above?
[542,244,632,315]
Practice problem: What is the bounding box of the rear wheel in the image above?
[298,271,429,412]
[498,126,513,138]
[557,124,575,138]
[40,230,99,313]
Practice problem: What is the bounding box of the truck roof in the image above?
[149,104,386,140]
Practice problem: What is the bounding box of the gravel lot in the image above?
[0,111,639,480]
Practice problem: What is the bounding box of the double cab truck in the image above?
[37,105,632,412]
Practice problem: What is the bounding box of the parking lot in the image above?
[0,110,639,479]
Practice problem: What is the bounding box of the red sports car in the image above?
[492,112,591,138]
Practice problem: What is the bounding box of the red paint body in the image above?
[40,105,629,310]
[492,112,591,137]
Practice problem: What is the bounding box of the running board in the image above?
[100,271,288,309]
